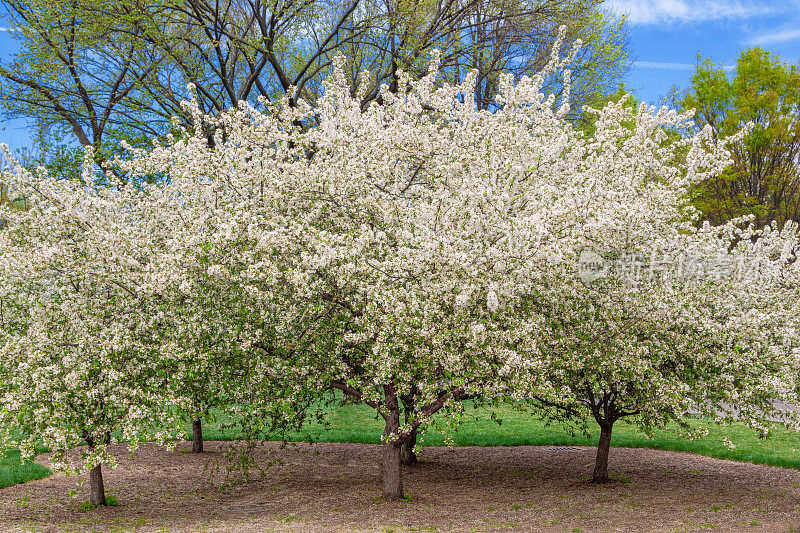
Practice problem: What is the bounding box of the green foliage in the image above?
[680,48,800,228]
[429,1,630,115]
[0,0,164,175]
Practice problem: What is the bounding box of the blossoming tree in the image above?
[507,97,800,482]
[0,149,186,506]
[121,26,800,496]
[3,25,799,505]
[114,31,588,498]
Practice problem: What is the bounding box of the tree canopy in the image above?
[2,31,798,504]
[0,0,629,175]
[680,48,800,230]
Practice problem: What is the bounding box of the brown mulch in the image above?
[2,441,800,532]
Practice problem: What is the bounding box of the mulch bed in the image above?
[2,441,800,532]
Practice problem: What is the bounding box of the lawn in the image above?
[0,448,50,489]
[196,400,800,468]
[4,400,800,490]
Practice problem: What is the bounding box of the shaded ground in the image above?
[2,441,800,532]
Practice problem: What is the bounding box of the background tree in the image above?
[439,0,628,114]
[678,48,800,229]
[329,0,627,114]
[1,0,628,171]
[575,82,636,133]
[0,0,169,178]
[530,263,797,483]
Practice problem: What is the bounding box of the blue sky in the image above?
[2,0,800,151]
[0,26,25,153]
[612,0,800,104]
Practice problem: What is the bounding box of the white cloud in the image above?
[0,27,18,32]
[749,27,800,45]
[605,0,782,25]
[634,61,696,70]
[633,61,736,71]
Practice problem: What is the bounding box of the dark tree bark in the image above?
[89,462,107,506]
[400,428,417,466]
[586,386,633,484]
[383,440,404,500]
[382,388,404,500]
[593,421,613,483]
[400,394,418,465]
[192,417,204,454]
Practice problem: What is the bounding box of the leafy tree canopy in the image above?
[680,48,800,229]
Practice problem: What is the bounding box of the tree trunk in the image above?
[89,462,107,506]
[192,418,203,454]
[593,422,613,483]
[400,427,417,465]
[400,394,418,465]
[382,440,404,500]
[382,388,404,500]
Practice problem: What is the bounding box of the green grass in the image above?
[5,401,800,489]
[0,448,51,489]
[276,401,800,470]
